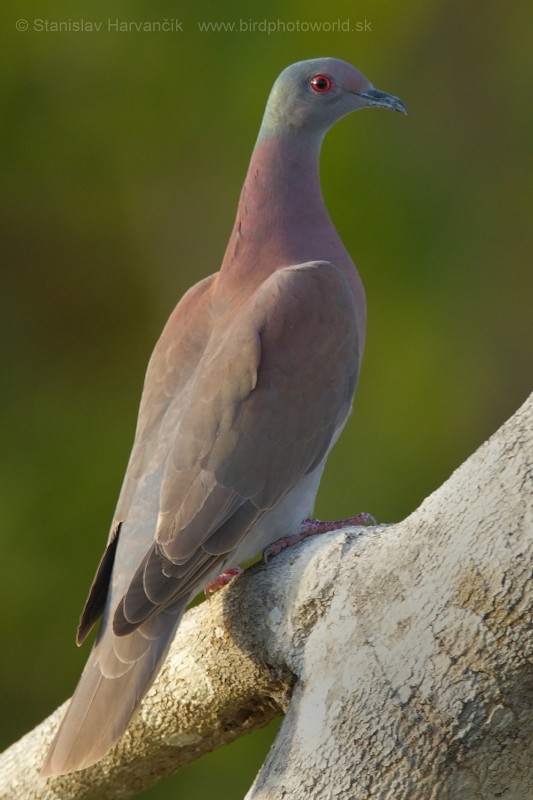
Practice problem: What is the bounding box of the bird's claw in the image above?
[263,512,376,562]
[205,566,243,597]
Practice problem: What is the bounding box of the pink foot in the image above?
[205,566,243,597]
[263,513,376,562]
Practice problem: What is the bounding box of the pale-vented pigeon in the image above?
[42,57,405,776]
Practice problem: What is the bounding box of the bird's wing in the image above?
[112,260,361,635]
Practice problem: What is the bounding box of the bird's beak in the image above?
[358,88,407,115]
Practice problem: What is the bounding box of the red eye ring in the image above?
[310,74,333,93]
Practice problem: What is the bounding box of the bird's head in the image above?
[260,57,406,141]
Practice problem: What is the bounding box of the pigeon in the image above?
[41,57,405,776]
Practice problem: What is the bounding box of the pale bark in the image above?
[0,393,531,800]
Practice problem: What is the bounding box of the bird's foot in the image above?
[205,566,244,597]
[263,513,376,563]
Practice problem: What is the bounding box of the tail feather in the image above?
[41,601,187,776]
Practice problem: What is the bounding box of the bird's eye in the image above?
[310,74,333,93]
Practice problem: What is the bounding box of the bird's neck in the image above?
[220,131,355,284]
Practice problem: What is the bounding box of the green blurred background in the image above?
[2,0,531,796]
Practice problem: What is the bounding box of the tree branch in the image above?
[1,393,531,799]
[246,391,533,799]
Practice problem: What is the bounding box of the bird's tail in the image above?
[41,600,187,776]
